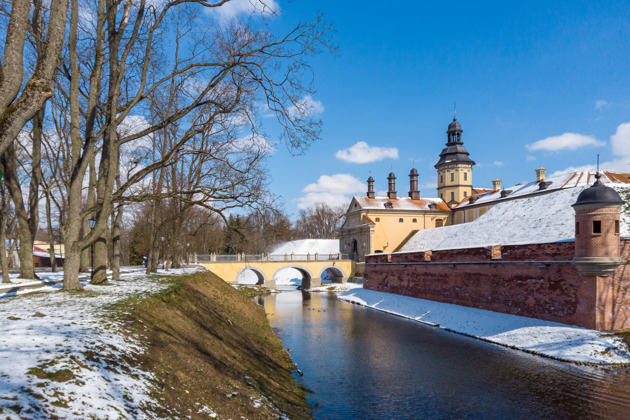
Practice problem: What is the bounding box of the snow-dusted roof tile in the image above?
[354,196,450,212]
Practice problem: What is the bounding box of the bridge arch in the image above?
[236,266,268,285]
[272,265,314,289]
[319,265,348,283]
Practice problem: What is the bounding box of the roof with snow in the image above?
[457,170,630,209]
[271,239,339,255]
[351,196,450,212]
[399,180,630,253]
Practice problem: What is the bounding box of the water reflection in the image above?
[261,288,630,419]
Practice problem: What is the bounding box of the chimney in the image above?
[492,178,502,192]
[387,172,397,199]
[367,176,375,199]
[408,168,420,200]
[536,166,547,182]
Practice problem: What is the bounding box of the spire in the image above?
[387,172,397,199]
[367,174,375,199]
[409,167,420,200]
[435,115,475,169]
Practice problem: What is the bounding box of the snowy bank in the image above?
[339,288,630,365]
[0,267,199,418]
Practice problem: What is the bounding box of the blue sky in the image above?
[231,1,630,218]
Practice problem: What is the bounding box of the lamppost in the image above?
[89,218,96,280]
[160,236,165,270]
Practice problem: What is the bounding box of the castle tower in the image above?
[435,116,475,207]
[367,176,375,199]
[387,172,397,199]
[409,168,420,200]
[572,172,624,277]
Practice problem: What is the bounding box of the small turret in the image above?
[387,172,397,199]
[367,176,375,199]
[409,168,420,200]
[536,166,547,182]
[572,172,624,277]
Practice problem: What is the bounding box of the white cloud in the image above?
[230,134,275,154]
[297,174,365,209]
[302,174,365,194]
[610,122,630,158]
[335,141,399,164]
[297,192,350,210]
[526,133,604,152]
[288,95,325,119]
[493,161,504,166]
[207,0,279,21]
[550,121,630,176]
[595,100,609,110]
[526,155,536,161]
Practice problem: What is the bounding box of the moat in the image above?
[260,287,630,419]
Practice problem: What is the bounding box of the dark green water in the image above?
[260,287,630,419]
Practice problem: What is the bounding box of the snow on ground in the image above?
[0,267,200,418]
[309,282,363,293]
[339,288,630,365]
[270,239,339,256]
[400,186,585,252]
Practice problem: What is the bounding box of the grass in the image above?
[233,284,273,299]
[112,270,312,419]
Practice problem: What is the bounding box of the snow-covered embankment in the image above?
[339,288,630,365]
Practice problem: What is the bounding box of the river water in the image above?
[259,287,630,419]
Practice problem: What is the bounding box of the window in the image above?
[412,218,417,223]
[440,175,443,184]
[450,192,455,201]
[575,222,580,236]
[436,219,443,227]
[375,217,380,222]
[440,193,443,199]
[464,173,467,181]
[616,220,620,235]
[593,220,602,235]
[463,191,467,198]
[450,173,454,182]
[399,218,404,223]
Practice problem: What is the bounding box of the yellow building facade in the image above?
[339,170,451,261]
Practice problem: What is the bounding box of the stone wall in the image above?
[364,240,630,331]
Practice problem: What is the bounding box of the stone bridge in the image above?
[200,254,355,289]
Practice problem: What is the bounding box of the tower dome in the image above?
[573,173,624,207]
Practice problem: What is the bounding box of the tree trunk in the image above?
[111,205,123,280]
[92,230,108,284]
[0,206,10,284]
[44,189,57,272]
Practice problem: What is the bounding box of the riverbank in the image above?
[0,268,310,418]
[339,288,630,365]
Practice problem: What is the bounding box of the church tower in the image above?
[435,115,475,207]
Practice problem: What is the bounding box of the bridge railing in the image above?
[197,253,350,263]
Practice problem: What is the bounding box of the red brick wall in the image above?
[364,240,630,331]
[575,207,620,258]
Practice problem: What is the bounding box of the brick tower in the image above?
[572,172,624,276]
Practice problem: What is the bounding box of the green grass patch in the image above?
[27,367,74,382]
[233,285,272,299]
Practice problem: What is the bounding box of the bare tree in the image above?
[294,203,345,239]
[51,0,331,290]
[0,0,69,157]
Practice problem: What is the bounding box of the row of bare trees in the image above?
[0,0,333,290]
